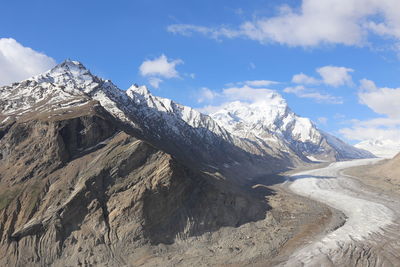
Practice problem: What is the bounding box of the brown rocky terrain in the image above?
[344,153,400,194]
[0,102,271,266]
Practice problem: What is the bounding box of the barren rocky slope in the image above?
[373,152,400,185]
[0,102,271,266]
[345,152,400,193]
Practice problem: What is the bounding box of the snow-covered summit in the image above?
[211,98,319,143]
[209,91,374,161]
[126,83,232,139]
[33,60,101,93]
[355,139,400,158]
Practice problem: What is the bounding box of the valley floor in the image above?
[140,159,400,267]
[281,159,400,266]
[129,167,346,267]
[131,181,337,267]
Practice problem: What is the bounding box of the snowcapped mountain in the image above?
[355,139,400,158]
[0,60,294,178]
[209,91,374,161]
[0,60,373,177]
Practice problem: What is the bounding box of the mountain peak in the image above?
[127,83,151,96]
[34,59,100,93]
[47,59,90,77]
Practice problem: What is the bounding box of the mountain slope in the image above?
[209,95,374,161]
[0,86,268,266]
[371,152,400,186]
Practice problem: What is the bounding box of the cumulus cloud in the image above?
[340,126,400,142]
[283,85,343,104]
[244,80,279,87]
[198,85,278,104]
[196,83,283,113]
[292,73,319,85]
[139,54,183,88]
[139,54,183,78]
[168,0,400,47]
[339,79,400,142]
[148,77,163,89]
[225,80,279,88]
[197,87,219,103]
[317,66,354,87]
[292,65,354,87]
[222,85,279,103]
[358,79,400,118]
[0,38,56,86]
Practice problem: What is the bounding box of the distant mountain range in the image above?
[355,139,400,158]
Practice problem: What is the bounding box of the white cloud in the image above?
[196,84,283,113]
[283,85,343,104]
[148,77,163,89]
[222,85,279,102]
[340,126,400,142]
[358,79,400,118]
[339,79,400,142]
[168,0,400,47]
[139,54,183,78]
[197,87,219,103]
[139,54,183,88]
[0,38,56,86]
[292,73,319,85]
[226,80,279,88]
[244,80,279,87]
[292,66,354,87]
[317,66,354,87]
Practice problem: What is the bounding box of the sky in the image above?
[1,0,400,144]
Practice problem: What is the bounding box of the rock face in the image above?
[0,103,267,266]
[0,60,374,266]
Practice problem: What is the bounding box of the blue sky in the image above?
[1,0,400,144]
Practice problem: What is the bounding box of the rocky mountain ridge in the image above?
[1,60,372,169]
